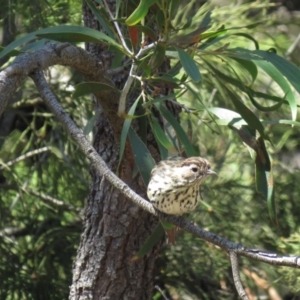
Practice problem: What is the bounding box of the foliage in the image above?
[1,0,300,299]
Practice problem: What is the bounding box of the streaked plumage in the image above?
[147,157,216,215]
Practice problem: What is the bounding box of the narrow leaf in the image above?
[230,57,258,83]
[149,41,166,69]
[231,48,299,121]
[130,223,165,261]
[35,25,126,53]
[253,59,296,121]
[155,102,196,157]
[118,97,141,169]
[85,0,115,38]
[224,86,267,140]
[128,127,156,186]
[176,47,201,83]
[83,115,97,135]
[149,116,175,151]
[0,32,36,60]
[73,82,120,98]
[125,0,157,26]
[129,26,139,48]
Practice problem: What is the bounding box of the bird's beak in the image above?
[206,169,217,176]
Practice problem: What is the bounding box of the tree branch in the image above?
[229,251,249,300]
[24,187,82,213]
[0,43,113,116]
[29,68,300,273]
[0,146,50,170]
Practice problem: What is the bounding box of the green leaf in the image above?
[209,107,300,127]
[230,57,258,83]
[155,102,196,157]
[224,86,267,140]
[247,92,284,112]
[169,0,182,19]
[1,24,127,60]
[125,0,157,26]
[149,115,175,151]
[0,32,36,60]
[255,140,275,222]
[206,60,286,112]
[149,41,166,69]
[208,107,241,121]
[128,127,156,186]
[118,97,141,171]
[230,33,259,50]
[176,47,201,83]
[85,0,116,38]
[73,82,120,98]
[35,25,126,53]
[253,59,296,121]
[231,48,299,121]
[133,25,156,40]
[0,46,22,59]
[83,115,97,135]
[130,223,165,261]
[148,75,181,88]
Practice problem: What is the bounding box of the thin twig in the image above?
[30,69,300,272]
[154,285,169,300]
[24,187,82,213]
[229,251,249,300]
[0,146,51,170]
[118,62,138,116]
[118,42,157,116]
[198,88,217,125]
[102,0,132,56]
[285,32,300,58]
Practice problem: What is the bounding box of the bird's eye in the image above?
[191,167,198,173]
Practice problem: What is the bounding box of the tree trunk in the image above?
[69,1,163,299]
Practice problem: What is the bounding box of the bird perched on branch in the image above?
[147,156,216,215]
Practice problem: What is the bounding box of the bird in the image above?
[147,156,216,215]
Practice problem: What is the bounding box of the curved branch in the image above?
[30,68,300,272]
[0,43,121,132]
[229,251,249,300]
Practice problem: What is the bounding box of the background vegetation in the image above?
[1,0,300,299]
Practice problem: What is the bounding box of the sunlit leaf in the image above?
[125,0,157,26]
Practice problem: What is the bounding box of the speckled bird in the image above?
[147,157,216,215]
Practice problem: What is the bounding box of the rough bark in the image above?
[69,1,163,299]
